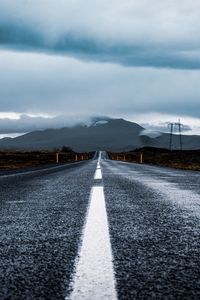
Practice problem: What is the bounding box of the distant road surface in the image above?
[0,152,199,299]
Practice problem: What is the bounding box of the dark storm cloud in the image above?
[1,0,200,69]
[0,23,199,70]
[0,0,200,134]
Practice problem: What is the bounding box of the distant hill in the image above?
[0,118,199,151]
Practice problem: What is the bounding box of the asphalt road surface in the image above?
[0,152,200,299]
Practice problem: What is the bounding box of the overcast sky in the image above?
[0,0,200,135]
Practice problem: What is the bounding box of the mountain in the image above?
[0,118,199,151]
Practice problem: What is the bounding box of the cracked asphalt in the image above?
[0,155,200,299]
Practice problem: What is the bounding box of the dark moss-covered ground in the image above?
[108,147,200,171]
[0,150,94,170]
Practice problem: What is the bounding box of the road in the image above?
[0,153,200,299]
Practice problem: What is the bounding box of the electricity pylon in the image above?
[168,119,183,150]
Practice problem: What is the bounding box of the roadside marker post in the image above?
[140,153,143,164]
[56,153,59,164]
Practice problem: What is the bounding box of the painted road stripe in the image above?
[94,168,102,180]
[68,154,117,300]
[6,201,26,204]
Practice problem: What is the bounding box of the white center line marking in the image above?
[94,168,102,180]
[68,153,117,300]
[6,201,26,204]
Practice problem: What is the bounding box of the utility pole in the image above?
[175,119,183,151]
[168,123,174,150]
[168,120,183,150]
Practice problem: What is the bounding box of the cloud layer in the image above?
[1,0,200,68]
[1,51,200,119]
[0,1,200,135]
[1,113,200,136]
[0,114,88,134]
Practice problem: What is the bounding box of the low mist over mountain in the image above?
[0,118,200,152]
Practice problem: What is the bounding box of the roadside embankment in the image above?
[0,149,94,170]
[108,147,200,171]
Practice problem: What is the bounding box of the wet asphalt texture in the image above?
[102,159,200,300]
[0,156,200,300]
[0,161,96,300]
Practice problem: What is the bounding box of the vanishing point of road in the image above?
[0,152,200,299]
